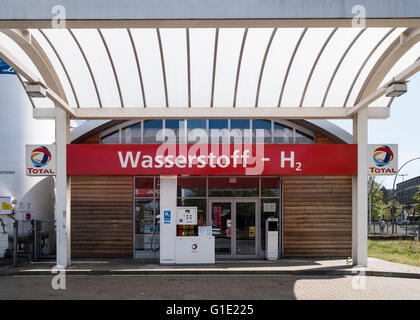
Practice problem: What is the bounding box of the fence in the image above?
[369,220,420,240]
[2,218,56,265]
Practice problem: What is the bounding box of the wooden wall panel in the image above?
[71,176,133,258]
[315,132,334,144]
[78,133,100,144]
[283,176,352,258]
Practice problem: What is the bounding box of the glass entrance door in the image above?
[210,199,258,258]
[235,202,257,255]
[211,202,232,255]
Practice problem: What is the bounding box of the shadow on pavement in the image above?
[0,257,360,300]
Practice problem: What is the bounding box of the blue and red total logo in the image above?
[27,146,55,175]
[192,243,198,251]
[373,145,394,167]
[370,145,397,174]
[31,146,52,167]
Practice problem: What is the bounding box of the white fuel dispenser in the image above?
[174,207,215,264]
[265,217,279,260]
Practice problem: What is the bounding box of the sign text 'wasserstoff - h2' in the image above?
[67,144,357,175]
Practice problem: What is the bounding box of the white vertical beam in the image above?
[56,108,71,267]
[352,118,358,262]
[352,108,368,267]
[159,175,177,264]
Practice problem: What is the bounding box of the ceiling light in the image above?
[25,82,47,98]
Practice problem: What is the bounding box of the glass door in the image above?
[135,198,157,251]
[210,202,232,255]
[134,177,159,259]
[210,199,258,258]
[235,201,257,256]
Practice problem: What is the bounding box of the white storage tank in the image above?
[0,60,55,227]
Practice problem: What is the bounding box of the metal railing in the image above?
[369,220,420,240]
[3,219,56,266]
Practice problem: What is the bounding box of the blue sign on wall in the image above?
[164,210,171,224]
[0,59,15,74]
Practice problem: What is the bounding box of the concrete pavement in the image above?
[1,257,420,300]
[1,257,420,278]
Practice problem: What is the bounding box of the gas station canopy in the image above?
[1,0,420,120]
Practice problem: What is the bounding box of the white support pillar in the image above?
[159,175,177,264]
[352,118,358,262]
[55,108,71,268]
[352,108,368,267]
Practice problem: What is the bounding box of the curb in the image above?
[1,269,420,279]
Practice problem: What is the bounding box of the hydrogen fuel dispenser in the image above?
[160,206,215,264]
[265,217,279,260]
[175,207,215,264]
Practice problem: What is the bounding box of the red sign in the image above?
[67,144,357,176]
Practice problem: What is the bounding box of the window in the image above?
[252,119,272,144]
[121,122,141,143]
[134,177,159,251]
[143,120,163,144]
[273,123,293,143]
[135,177,155,197]
[209,119,228,129]
[101,130,119,144]
[296,129,315,144]
[165,119,186,144]
[102,119,315,145]
[209,119,229,144]
[187,119,207,144]
[135,198,156,250]
[208,177,259,197]
[230,119,251,144]
[177,177,207,197]
[261,177,280,197]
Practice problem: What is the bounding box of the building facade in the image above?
[2,0,420,267]
[69,119,353,259]
[396,175,420,207]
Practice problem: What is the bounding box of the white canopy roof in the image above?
[15,27,406,108]
[0,4,420,120]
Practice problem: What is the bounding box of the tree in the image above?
[381,200,403,221]
[414,186,420,213]
[369,180,384,221]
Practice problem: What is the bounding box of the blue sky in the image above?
[331,72,420,189]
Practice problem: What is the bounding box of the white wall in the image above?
[0,73,55,225]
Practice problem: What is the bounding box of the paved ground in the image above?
[2,257,420,277]
[1,274,420,300]
[1,257,420,300]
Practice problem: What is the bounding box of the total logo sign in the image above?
[25,145,56,176]
[368,144,398,176]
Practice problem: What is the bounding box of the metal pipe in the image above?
[391,157,420,234]
[13,220,18,267]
